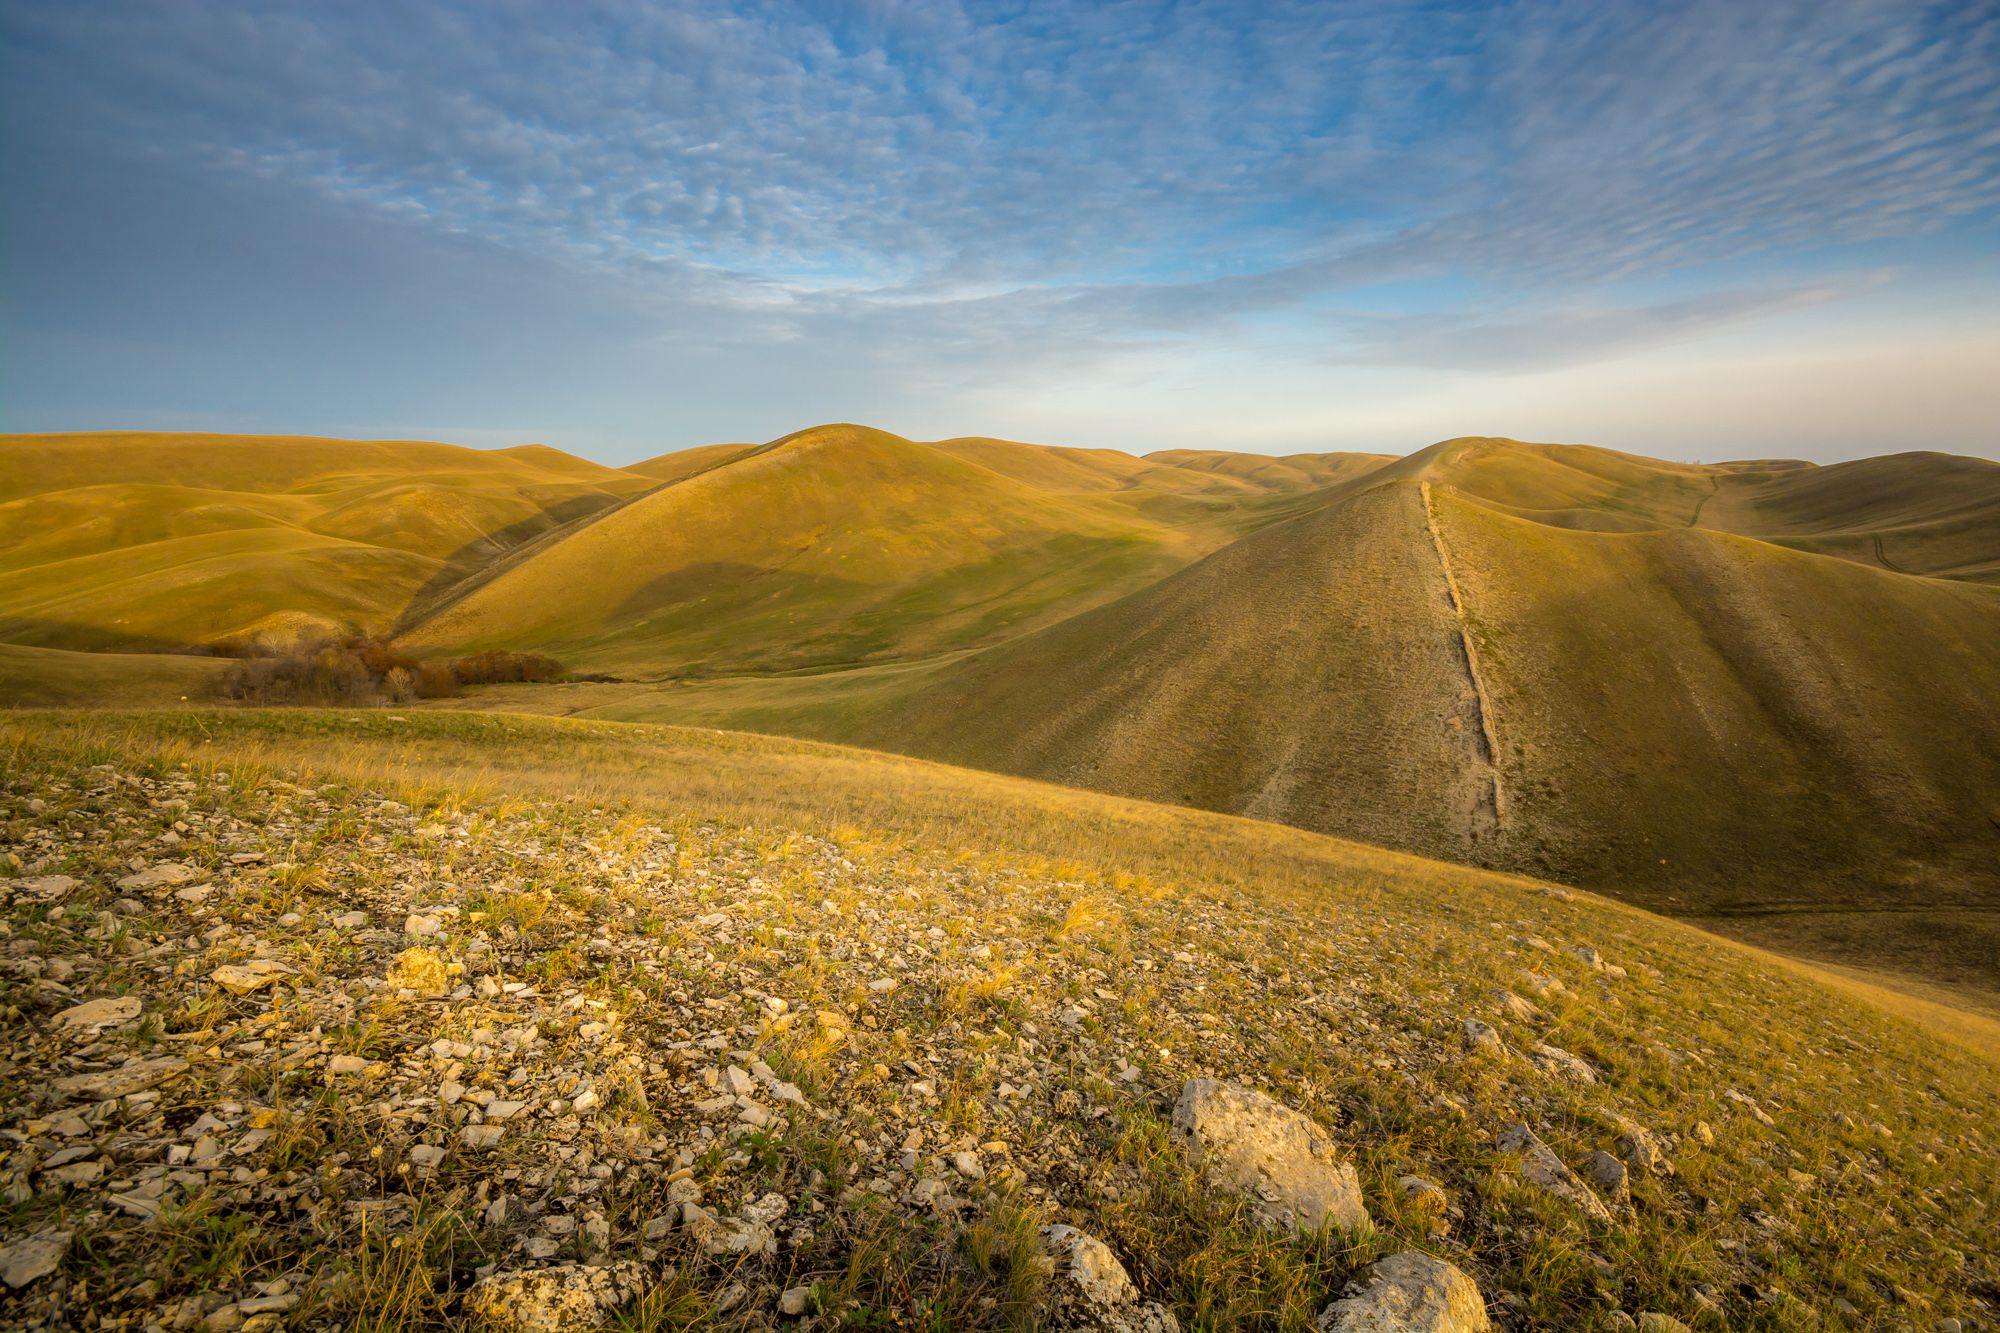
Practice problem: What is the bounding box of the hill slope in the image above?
[2,708,1993,1330]
[7,427,1998,1006]
[1700,450,2000,583]
[579,439,2000,997]
[0,432,654,651]
[1146,447,1397,492]
[847,478,1507,863]
[398,424,1331,676]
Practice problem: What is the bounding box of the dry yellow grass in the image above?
[555,438,1999,1004]
[0,432,653,651]
[6,427,1998,1015]
[3,706,1996,1329]
[399,424,1319,676]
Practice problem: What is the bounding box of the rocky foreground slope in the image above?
[0,741,1994,1330]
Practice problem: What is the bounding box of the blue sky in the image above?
[3,0,1996,464]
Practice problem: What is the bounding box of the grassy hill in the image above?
[839,479,1508,864]
[0,642,230,707]
[5,426,1998,1010]
[0,708,1993,1330]
[468,437,2000,1003]
[625,442,761,484]
[1700,451,2000,583]
[1146,448,1397,493]
[0,432,654,652]
[398,424,1333,676]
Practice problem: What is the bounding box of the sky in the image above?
[2,0,1997,465]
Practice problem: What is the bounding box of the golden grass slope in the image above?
[0,432,653,651]
[840,479,1506,864]
[613,437,2000,997]
[624,442,761,483]
[0,642,229,707]
[1146,447,1396,492]
[398,424,1324,676]
[3,708,1995,1329]
[1700,450,2000,583]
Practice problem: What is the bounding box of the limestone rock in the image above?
[1462,1019,1502,1052]
[1610,1116,1671,1177]
[1317,1251,1491,1332]
[386,946,449,997]
[1496,1123,1612,1223]
[1579,1150,1630,1206]
[1171,1079,1368,1234]
[0,1230,71,1289]
[117,862,199,892]
[1041,1224,1180,1332]
[1528,1043,1596,1084]
[1635,1315,1693,1333]
[53,996,142,1031]
[55,1056,188,1100]
[706,1192,787,1257]
[463,1262,644,1332]
[210,960,296,996]
[14,875,77,902]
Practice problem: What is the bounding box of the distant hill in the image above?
[0,432,653,652]
[5,425,1998,1001]
[397,424,1342,675]
[1145,447,1396,492]
[787,437,2000,994]
[625,442,761,484]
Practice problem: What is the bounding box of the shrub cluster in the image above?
[219,639,564,705]
[448,649,568,684]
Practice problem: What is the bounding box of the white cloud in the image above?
[2,0,1995,459]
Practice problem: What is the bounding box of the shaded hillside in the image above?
[844,479,1507,866]
[1146,448,1396,492]
[1700,451,2000,583]
[1433,485,2000,909]
[0,432,652,651]
[625,442,761,483]
[627,438,2000,992]
[398,424,1318,676]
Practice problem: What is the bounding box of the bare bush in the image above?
[219,636,554,704]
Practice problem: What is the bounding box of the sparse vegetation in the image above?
[2,428,1997,1329]
[0,709,1994,1330]
[218,639,565,706]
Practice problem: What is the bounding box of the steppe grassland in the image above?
[1,708,1994,1328]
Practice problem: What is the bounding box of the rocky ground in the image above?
[0,742,1994,1330]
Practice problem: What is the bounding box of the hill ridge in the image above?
[1421,479,1505,834]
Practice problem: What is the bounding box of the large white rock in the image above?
[0,1231,71,1290]
[1496,1122,1613,1222]
[53,996,142,1031]
[1171,1079,1370,1234]
[1041,1224,1180,1333]
[1317,1251,1491,1332]
[463,1262,644,1332]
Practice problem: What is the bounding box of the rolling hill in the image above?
[418,434,1997,1001]
[1700,450,2000,583]
[754,442,1995,987]
[0,432,656,652]
[397,424,1335,676]
[4,425,1998,1006]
